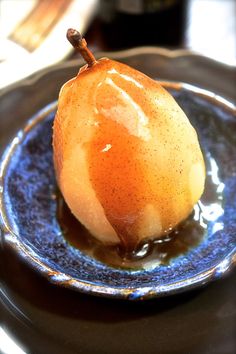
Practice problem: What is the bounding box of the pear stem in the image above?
[66,28,97,67]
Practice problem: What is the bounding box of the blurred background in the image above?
[0,0,235,88]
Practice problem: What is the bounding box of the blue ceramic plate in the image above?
[0,49,236,300]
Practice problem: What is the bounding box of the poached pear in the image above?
[53,29,205,250]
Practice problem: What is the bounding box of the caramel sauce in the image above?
[86,67,152,248]
[87,113,146,248]
[57,155,223,269]
[85,67,200,248]
[57,196,203,269]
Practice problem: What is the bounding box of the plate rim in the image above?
[1,46,236,96]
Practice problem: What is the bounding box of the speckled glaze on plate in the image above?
[0,50,236,300]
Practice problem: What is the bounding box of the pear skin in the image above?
[53,30,205,249]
